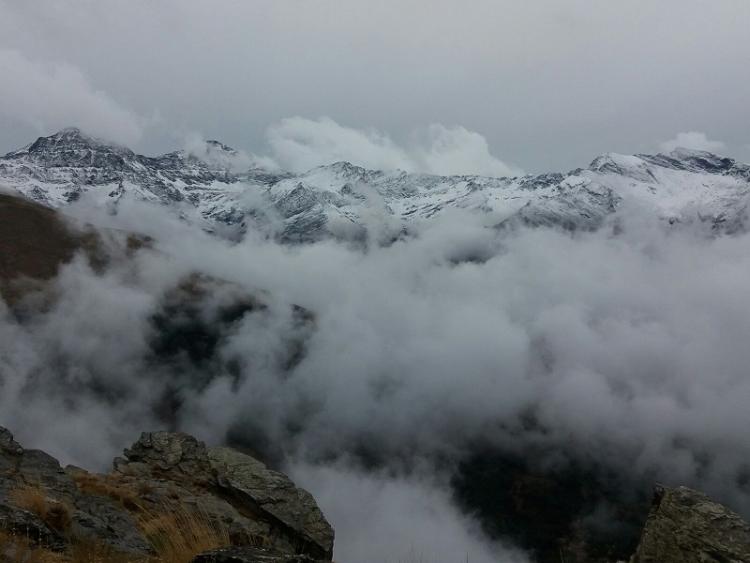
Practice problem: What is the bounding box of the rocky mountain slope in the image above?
[0,426,333,562]
[2,128,749,242]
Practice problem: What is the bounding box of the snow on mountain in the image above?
[2,128,749,242]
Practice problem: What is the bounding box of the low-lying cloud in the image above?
[2,199,750,560]
[290,463,528,563]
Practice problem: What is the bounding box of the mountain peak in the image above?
[29,127,131,152]
[45,127,114,147]
[4,127,137,169]
[204,139,237,154]
[668,147,716,158]
[653,147,736,173]
[2,127,750,241]
[55,126,84,137]
[589,152,645,173]
[310,161,369,176]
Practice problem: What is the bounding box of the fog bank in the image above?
[2,200,749,560]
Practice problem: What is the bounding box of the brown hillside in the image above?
[0,193,101,304]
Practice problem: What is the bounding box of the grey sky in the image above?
[1,0,749,173]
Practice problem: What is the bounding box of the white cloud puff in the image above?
[0,49,144,146]
[659,131,727,154]
[266,116,522,176]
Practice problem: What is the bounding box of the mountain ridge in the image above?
[2,128,749,242]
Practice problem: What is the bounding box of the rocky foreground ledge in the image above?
[629,484,750,563]
[0,426,333,562]
[2,425,750,563]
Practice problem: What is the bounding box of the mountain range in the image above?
[2,127,749,242]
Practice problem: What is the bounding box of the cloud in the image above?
[414,124,523,177]
[267,117,414,172]
[0,49,145,146]
[266,116,522,176]
[2,1,750,168]
[290,463,529,563]
[659,132,727,154]
[3,199,750,559]
[182,132,279,172]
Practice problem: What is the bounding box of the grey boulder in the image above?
[630,484,750,563]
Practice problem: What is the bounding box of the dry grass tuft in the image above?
[71,472,145,512]
[9,485,72,533]
[3,483,233,563]
[138,503,230,563]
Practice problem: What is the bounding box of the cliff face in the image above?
[0,426,334,563]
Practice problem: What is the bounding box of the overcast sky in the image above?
[1,0,749,173]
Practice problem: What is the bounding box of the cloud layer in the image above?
[0,49,145,146]
[290,463,528,563]
[2,0,749,168]
[2,200,750,559]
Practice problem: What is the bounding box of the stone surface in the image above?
[70,492,152,555]
[0,503,67,551]
[192,546,322,563]
[113,431,334,560]
[630,485,750,563]
[210,447,334,560]
[0,428,22,456]
[114,430,215,486]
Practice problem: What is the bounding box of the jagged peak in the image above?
[179,138,253,172]
[318,160,365,172]
[47,127,109,145]
[668,146,718,159]
[55,126,84,136]
[303,161,379,180]
[589,152,645,171]
[666,147,734,167]
[204,139,237,154]
[589,148,739,176]
[26,127,134,156]
[178,139,239,160]
[634,148,737,174]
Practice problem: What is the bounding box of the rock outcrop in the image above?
[0,426,334,562]
[0,426,150,556]
[114,431,334,560]
[630,485,750,563]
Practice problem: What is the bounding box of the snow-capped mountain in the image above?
[2,128,749,242]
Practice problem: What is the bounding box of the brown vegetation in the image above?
[0,529,143,563]
[138,503,230,563]
[9,485,72,533]
[70,472,145,513]
[0,193,118,307]
[2,481,231,563]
